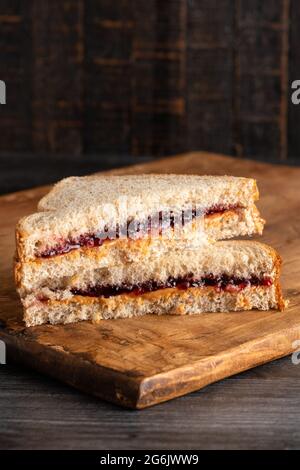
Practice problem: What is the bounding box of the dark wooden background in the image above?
[0,0,300,193]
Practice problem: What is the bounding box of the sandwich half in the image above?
[18,241,285,327]
[16,174,264,263]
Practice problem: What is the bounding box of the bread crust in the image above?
[272,250,286,311]
[14,255,22,288]
[15,225,26,262]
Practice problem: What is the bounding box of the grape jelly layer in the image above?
[70,274,273,298]
[38,204,241,258]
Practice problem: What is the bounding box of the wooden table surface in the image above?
[1,151,300,449]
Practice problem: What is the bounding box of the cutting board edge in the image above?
[135,323,299,408]
[1,316,299,409]
[0,328,143,409]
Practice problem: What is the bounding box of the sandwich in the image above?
[16,174,264,262]
[15,174,284,327]
[18,241,284,326]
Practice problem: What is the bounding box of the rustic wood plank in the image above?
[0,151,300,409]
[288,0,300,162]
[234,0,290,161]
[0,1,32,152]
[0,0,297,164]
[84,0,132,154]
[131,0,187,155]
[187,0,234,154]
[31,0,84,153]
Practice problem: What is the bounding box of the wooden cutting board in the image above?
[1,152,300,409]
